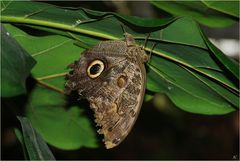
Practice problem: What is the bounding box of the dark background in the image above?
[1,1,239,160]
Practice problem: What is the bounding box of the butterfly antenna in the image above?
[143,33,151,50]
[148,42,157,64]
[120,23,127,34]
[120,23,129,42]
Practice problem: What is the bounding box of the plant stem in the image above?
[37,72,68,80]
[36,80,65,94]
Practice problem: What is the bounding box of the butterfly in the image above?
[65,33,148,149]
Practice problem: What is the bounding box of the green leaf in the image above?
[147,54,237,114]
[25,85,98,150]
[17,116,56,160]
[1,25,36,97]
[144,92,154,102]
[199,28,239,80]
[2,1,238,116]
[3,24,98,150]
[202,1,239,17]
[14,128,29,160]
[1,2,239,151]
[0,1,206,49]
[151,1,238,28]
[80,7,177,28]
[1,2,239,150]
[14,128,24,144]
[156,17,206,48]
[2,24,82,91]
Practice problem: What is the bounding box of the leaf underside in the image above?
[151,1,239,28]
[16,116,56,160]
[1,25,36,97]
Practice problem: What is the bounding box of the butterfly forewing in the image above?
[65,33,147,149]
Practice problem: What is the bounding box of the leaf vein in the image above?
[32,39,71,57]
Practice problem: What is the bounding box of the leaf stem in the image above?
[1,16,118,40]
[145,47,239,95]
[36,72,68,80]
[36,80,65,94]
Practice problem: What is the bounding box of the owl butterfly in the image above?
[65,33,149,149]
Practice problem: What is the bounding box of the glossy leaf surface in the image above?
[17,116,56,160]
[1,25,36,97]
[1,1,239,150]
[151,1,239,28]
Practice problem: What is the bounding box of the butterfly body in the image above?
[65,33,148,149]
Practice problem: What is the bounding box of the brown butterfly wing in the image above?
[65,36,147,149]
[88,55,146,149]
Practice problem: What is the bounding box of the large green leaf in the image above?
[1,1,206,49]
[1,25,36,97]
[3,24,98,150]
[2,23,82,90]
[151,1,239,28]
[17,116,56,160]
[147,54,237,114]
[1,1,239,150]
[2,1,238,113]
[25,85,98,150]
[202,1,239,17]
[199,28,239,79]
[14,128,28,159]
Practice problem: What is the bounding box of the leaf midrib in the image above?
[2,13,238,95]
[145,47,239,94]
[148,63,235,110]
[1,16,118,40]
